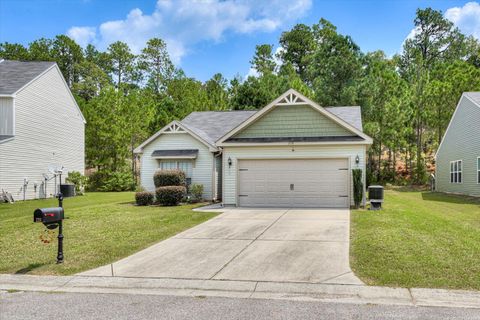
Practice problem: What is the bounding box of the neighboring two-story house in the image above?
[436,92,480,197]
[0,60,85,200]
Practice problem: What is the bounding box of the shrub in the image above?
[135,191,154,206]
[153,170,186,187]
[66,171,88,194]
[189,183,204,202]
[155,186,186,206]
[93,171,135,191]
[352,169,363,209]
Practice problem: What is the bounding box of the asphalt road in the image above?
[1,291,480,320]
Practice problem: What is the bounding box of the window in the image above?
[477,157,480,184]
[159,160,193,178]
[450,160,462,183]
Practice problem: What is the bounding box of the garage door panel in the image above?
[238,159,349,208]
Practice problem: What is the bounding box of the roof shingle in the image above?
[0,60,56,95]
[180,106,363,145]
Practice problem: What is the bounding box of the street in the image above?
[1,291,479,320]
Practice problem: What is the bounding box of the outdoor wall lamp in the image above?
[355,155,360,165]
[228,157,232,168]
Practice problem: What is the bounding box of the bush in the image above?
[352,169,363,209]
[135,191,154,206]
[87,170,136,192]
[155,186,186,206]
[153,170,186,187]
[189,183,204,202]
[66,171,88,194]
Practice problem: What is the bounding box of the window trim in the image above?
[450,159,463,184]
[477,157,480,184]
[158,159,194,178]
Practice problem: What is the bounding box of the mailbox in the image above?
[34,207,64,225]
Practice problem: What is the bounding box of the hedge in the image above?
[352,168,363,209]
[135,191,154,206]
[153,170,186,188]
[155,186,186,206]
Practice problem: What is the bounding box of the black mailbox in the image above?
[34,207,64,225]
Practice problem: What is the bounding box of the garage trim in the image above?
[235,156,351,208]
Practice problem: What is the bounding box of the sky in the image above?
[1,0,480,81]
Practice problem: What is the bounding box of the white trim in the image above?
[216,89,373,146]
[449,159,463,184]
[477,156,480,184]
[219,141,369,147]
[152,155,197,159]
[134,120,217,153]
[0,94,15,98]
[0,136,15,144]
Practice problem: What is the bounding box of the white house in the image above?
[0,60,85,200]
[135,89,372,208]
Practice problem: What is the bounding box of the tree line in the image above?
[2,7,480,188]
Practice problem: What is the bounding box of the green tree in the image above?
[106,41,137,87]
[278,23,315,81]
[400,7,466,183]
[0,42,30,60]
[51,35,84,87]
[205,73,229,110]
[307,19,363,106]
[250,44,277,76]
[28,38,54,61]
[138,38,175,94]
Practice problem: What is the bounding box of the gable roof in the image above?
[135,90,371,153]
[181,111,257,145]
[436,92,480,157]
[0,60,56,95]
[217,89,372,145]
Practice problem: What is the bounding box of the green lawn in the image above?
[0,193,217,275]
[351,188,480,290]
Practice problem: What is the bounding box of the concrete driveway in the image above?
[80,208,362,285]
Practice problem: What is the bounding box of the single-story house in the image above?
[0,60,85,200]
[435,92,480,197]
[135,89,373,208]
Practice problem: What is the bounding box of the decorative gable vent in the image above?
[277,92,306,105]
[164,123,185,133]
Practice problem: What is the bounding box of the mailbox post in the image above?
[33,192,65,264]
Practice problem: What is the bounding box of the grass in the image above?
[351,188,480,290]
[0,192,217,275]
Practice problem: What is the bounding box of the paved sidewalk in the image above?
[1,274,480,309]
[79,208,361,285]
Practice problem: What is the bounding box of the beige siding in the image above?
[233,105,354,139]
[0,97,14,136]
[222,144,366,207]
[436,96,480,196]
[140,132,214,200]
[0,67,85,200]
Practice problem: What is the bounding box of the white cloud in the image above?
[67,0,311,64]
[67,26,96,47]
[445,1,480,39]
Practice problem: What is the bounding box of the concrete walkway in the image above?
[2,274,480,309]
[79,207,362,285]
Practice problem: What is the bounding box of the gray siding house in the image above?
[436,92,480,197]
[0,60,85,200]
[135,89,373,208]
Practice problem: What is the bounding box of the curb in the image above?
[1,274,480,309]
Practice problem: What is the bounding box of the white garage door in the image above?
[238,159,349,208]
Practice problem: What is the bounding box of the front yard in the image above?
[351,188,480,290]
[0,193,217,275]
